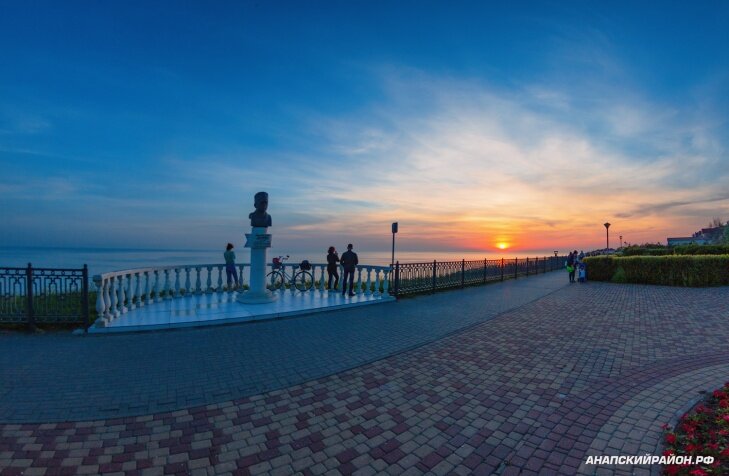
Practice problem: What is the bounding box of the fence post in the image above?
[483,258,487,283]
[526,257,529,276]
[514,258,518,279]
[26,263,36,332]
[461,259,465,288]
[501,258,504,281]
[432,260,436,293]
[394,261,400,297]
[82,264,90,332]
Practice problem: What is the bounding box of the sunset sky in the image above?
[1,1,728,254]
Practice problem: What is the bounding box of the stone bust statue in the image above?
[249,191,272,228]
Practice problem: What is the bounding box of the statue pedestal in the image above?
[237,227,277,304]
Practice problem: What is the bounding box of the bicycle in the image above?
[266,255,314,292]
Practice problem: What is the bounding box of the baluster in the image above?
[154,270,163,302]
[288,264,296,294]
[319,265,326,295]
[355,267,363,295]
[109,276,119,317]
[217,265,224,293]
[383,269,390,296]
[118,275,127,313]
[96,278,109,319]
[174,268,181,298]
[163,269,172,299]
[133,272,141,308]
[373,270,381,297]
[126,273,134,310]
[184,268,191,297]
[206,266,213,294]
[365,268,372,296]
[144,271,151,304]
[195,267,202,294]
[238,264,246,290]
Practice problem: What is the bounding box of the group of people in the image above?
[221,243,360,296]
[566,249,587,283]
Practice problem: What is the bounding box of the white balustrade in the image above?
[92,262,392,327]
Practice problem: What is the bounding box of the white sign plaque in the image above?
[245,233,272,249]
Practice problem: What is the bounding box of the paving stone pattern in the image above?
[1,279,729,475]
[0,273,567,423]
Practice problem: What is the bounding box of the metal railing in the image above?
[390,256,563,296]
[0,264,90,329]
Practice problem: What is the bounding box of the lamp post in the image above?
[604,222,611,250]
[391,222,398,266]
[554,250,558,257]
[619,235,622,250]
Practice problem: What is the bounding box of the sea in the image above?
[0,247,560,277]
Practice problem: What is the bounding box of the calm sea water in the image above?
[0,247,559,277]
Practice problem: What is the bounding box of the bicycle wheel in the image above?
[266,271,284,290]
[293,271,313,292]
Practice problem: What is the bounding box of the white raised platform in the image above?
[89,290,395,334]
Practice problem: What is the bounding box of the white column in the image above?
[237,227,276,303]
[383,269,390,296]
[129,273,138,310]
[373,270,381,297]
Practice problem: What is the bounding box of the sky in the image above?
[1,1,728,254]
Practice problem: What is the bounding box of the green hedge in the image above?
[621,246,672,256]
[583,255,729,287]
[619,244,729,256]
[671,244,729,255]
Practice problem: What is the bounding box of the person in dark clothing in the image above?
[326,246,339,290]
[340,243,359,296]
[566,251,576,283]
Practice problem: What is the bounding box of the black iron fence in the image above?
[0,264,90,329]
[390,256,563,297]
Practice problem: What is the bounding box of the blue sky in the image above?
[1,1,728,253]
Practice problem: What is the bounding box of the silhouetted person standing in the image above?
[326,246,339,290]
[340,243,358,296]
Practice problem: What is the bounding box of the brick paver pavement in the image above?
[1,280,729,475]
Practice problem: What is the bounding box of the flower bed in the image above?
[662,381,729,475]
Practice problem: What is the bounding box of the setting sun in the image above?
[497,243,509,250]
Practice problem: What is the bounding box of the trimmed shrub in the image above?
[621,246,672,256]
[583,255,729,287]
[671,244,729,255]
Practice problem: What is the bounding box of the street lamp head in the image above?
[604,222,611,229]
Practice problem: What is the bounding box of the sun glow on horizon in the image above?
[497,243,509,250]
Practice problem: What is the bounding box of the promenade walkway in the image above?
[1,275,729,475]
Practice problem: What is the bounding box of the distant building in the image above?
[667,237,709,246]
[667,224,727,246]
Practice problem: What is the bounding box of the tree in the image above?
[709,216,724,228]
[723,226,729,245]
